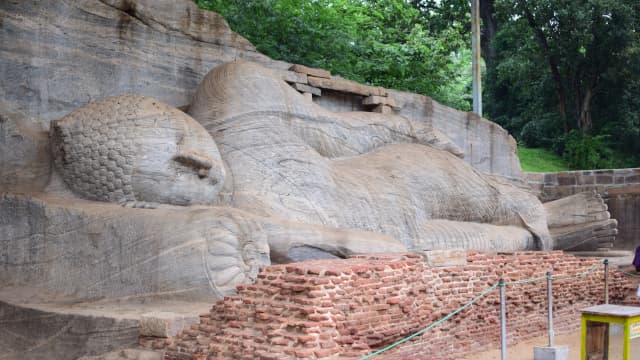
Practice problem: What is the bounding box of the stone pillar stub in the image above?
[533,346,569,360]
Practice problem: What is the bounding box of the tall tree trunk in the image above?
[520,3,569,133]
[578,88,593,132]
[480,0,497,67]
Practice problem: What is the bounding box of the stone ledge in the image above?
[275,69,308,84]
[291,82,321,96]
[139,312,198,338]
[289,64,331,79]
[308,75,387,97]
[362,95,398,109]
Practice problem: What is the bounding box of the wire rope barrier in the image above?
[358,258,637,360]
[358,283,499,360]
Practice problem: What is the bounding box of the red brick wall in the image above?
[152,251,640,360]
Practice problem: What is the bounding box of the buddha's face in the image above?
[132,109,225,206]
[51,95,225,206]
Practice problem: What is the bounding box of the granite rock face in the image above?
[189,61,552,251]
[0,2,621,358]
[0,102,51,192]
[0,192,406,301]
[0,0,522,179]
[0,299,140,360]
[0,0,281,124]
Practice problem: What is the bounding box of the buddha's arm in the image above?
[262,219,407,264]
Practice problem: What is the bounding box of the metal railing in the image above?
[359,259,640,360]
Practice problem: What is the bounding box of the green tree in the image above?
[194,0,473,110]
[485,0,640,168]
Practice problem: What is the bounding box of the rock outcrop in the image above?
[0,1,623,359]
[0,0,523,180]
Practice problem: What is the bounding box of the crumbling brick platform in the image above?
[146,251,640,359]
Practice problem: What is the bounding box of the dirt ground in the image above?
[460,331,640,360]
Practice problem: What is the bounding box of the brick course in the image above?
[149,252,640,359]
[525,168,640,202]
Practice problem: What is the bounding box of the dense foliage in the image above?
[517,146,570,173]
[485,0,640,169]
[194,0,473,110]
[194,0,640,169]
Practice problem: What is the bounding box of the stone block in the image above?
[557,174,576,186]
[275,69,308,84]
[362,95,398,109]
[544,173,558,186]
[533,346,568,360]
[292,82,322,96]
[139,312,198,338]
[308,76,386,97]
[302,92,313,102]
[595,174,613,185]
[577,174,595,185]
[421,249,467,267]
[289,64,332,79]
[372,104,393,114]
[525,172,544,183]
[614,175,626,184]
[78,349,162,360]
[626,174,640,183]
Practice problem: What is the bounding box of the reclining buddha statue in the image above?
[0,61,615,304]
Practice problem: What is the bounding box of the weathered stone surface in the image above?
[605,185,640,250]
[0,192,403,301]
[189,61,552,251]
[50,95,225,206]
[388,89,523,178]
[79,349,162,360]
[308,75,387,96]
[372,103,393,114]
[276,69,309,84]
[0,299,139,360]
[0,1,627,358]
[0,193,269,300]
[289,64,332,79]
[0,102,51,192]
[139,312,198,338]
[0,0,522,180]
[533,346,569,360]
[527,169,639,250]
[362,95,398,109]
[0,0,285,125]
[291,82,322,96]
[544,191,618,250]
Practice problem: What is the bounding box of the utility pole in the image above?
[471,0,482,117]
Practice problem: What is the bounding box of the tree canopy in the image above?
[195,0,640,169]
[195,0,473,111]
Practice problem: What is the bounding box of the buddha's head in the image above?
[50,95,225,206]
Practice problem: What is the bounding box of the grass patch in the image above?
[518,146,570,173]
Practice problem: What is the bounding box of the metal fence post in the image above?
[604,259,609,304]
[500,278,507,360]
[547,271,554,347]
